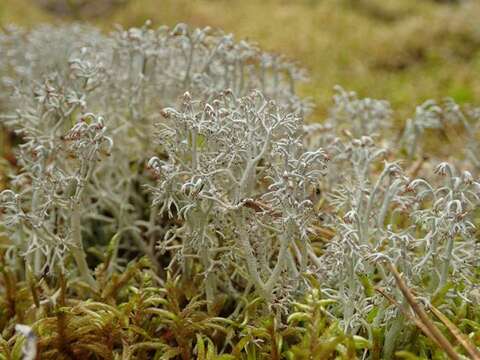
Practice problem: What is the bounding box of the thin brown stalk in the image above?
[406,156,427,178]
[375,287,439,346]
[429,304,480,360]
[385,262,460,360]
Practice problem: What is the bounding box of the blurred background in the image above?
[1,0,480,119]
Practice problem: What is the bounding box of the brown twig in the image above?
[429,304,480,360]
[375,287,439,347]
[406,156,428,178]
[385,262,461,360]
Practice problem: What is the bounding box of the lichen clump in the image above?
[0,23,480,359]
